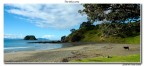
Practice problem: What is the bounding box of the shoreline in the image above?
[4,42,122,53]
[4,43,140,63]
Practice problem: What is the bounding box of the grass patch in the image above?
[81,30,102,42]
[123,35,140,44]
[71,54,140,62]
[81,30,140,44]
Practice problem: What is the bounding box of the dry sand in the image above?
[4,44,140,63]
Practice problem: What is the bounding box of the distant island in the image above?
[24,35,37,40]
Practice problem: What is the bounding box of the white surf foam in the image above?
[4,47,29,49]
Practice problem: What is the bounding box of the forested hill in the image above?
[61,4,140,44]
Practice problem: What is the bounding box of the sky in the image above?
[4,4,87,40]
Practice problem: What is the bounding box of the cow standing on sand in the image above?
[123,46,129,50]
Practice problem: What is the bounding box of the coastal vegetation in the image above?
[62,4,140,44]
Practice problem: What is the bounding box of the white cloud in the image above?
[41,35,55,39]
[5,4,87,29]
[4,34,23,39]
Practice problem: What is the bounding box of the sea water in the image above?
[4,39,72,53]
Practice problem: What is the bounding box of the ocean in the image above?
[4,39,72,53]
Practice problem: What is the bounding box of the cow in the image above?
[123,46,129,50]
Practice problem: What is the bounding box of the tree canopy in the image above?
[79,4,140,23]
[79,4,140,38]
[61,36,66,42]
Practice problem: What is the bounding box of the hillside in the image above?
[63,21,140,44]
[81,30,140,44]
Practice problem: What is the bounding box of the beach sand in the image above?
[4,43,140,63]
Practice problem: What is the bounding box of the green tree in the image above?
[80,21,95,30]
[61,36,66,42]
[79,4,140,37]
[71,33,84,42]
[70,29,76,33]
[79,4,140,23]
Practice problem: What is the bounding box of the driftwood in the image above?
[62,58,69,62]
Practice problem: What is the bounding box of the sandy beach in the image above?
[4,43,140,63]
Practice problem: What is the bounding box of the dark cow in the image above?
[123,46,129,50]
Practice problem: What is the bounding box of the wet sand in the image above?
[4,43,140,63]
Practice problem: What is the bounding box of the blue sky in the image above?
[4,4,87,40]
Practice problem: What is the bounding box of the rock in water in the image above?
[24,35,37,40]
